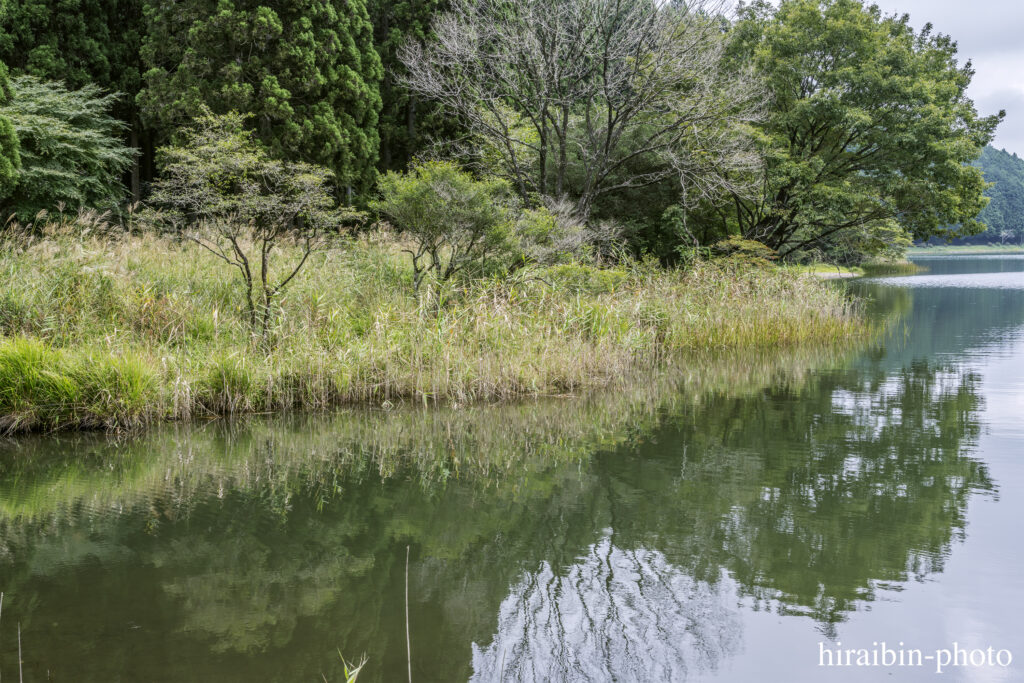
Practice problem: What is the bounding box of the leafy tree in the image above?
[148,111,360,340]
[371,161,512,290]
[139,0,383,196]
[0,63,20,199]
[0,0,146,194]
[0,76,133,222]
[720,0,1003,257]
[402,0,760,217]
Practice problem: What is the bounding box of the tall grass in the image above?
[860,261,924,277]
[0,229,869,433]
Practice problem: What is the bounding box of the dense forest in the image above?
[0,0,1004,261]
[0,0,1009,430]
[942,145,1024,245]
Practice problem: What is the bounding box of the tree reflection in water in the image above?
[0,348,995,682]
[471,537,742,682]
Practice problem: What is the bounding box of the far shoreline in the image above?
[909,245,1024,256]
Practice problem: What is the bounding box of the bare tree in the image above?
[148,110,361,342]
[400,0,762,217]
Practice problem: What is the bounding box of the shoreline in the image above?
[908,245,1024,256]
[0,232,870,435]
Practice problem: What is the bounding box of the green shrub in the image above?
[512,200,622,268]
[372,161,514,290]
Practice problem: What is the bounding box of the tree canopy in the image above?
[719,0,1002,257]
[402,0,761,218]
[0,76,133,221]
[0,0,1009,263]
[139,0,383,194]
[0,0,143,121]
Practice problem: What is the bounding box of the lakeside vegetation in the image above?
[0,0,1005,432]
[0,225,865,433]
[0,344,862,523]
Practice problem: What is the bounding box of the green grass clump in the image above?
[0,337,158,431]
[0,230,870,433]
[860,261,924,277]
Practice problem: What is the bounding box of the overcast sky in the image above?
[741,1,1024,155]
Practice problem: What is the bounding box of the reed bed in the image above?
[860,261,924,277]
[0,230,868,433]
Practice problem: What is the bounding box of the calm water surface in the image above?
[1,256,1023,682]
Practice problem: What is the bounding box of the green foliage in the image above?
[148,110,359,339]
[711,235,778,267]
[371,161,513,288]
[0,75,133,221]
[797,218,914,265]
[511,201,622,268]
[0,0,143,121]
[0,62,20,199]
[542,263,628,295]
[139,0,383,195]
[945,146,1024,245]
[724,0,1002,257]
[367,0,458,170]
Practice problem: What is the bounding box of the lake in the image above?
[1,255,1022,682]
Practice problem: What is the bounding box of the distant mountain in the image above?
[954,146,1024,244]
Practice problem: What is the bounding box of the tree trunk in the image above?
[130,127,141,203]
[407,96,417,152]
[556,107,569,196]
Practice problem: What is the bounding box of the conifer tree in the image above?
[0,0,143,109]
[368,0,456,170]
[139,0,383,194]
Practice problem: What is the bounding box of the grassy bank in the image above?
[0,230,867,433]
[783,261,924,279]
[908,244,1024,256]
[782,263,864,278]
[0,345,857,523]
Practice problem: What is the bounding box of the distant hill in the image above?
[951,146,1024,245]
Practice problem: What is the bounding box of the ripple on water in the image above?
[868,271,1024,289]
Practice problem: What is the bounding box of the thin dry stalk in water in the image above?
[406,545,412,683]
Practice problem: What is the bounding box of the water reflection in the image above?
[471,539,742,682]
[0,338,996,681]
